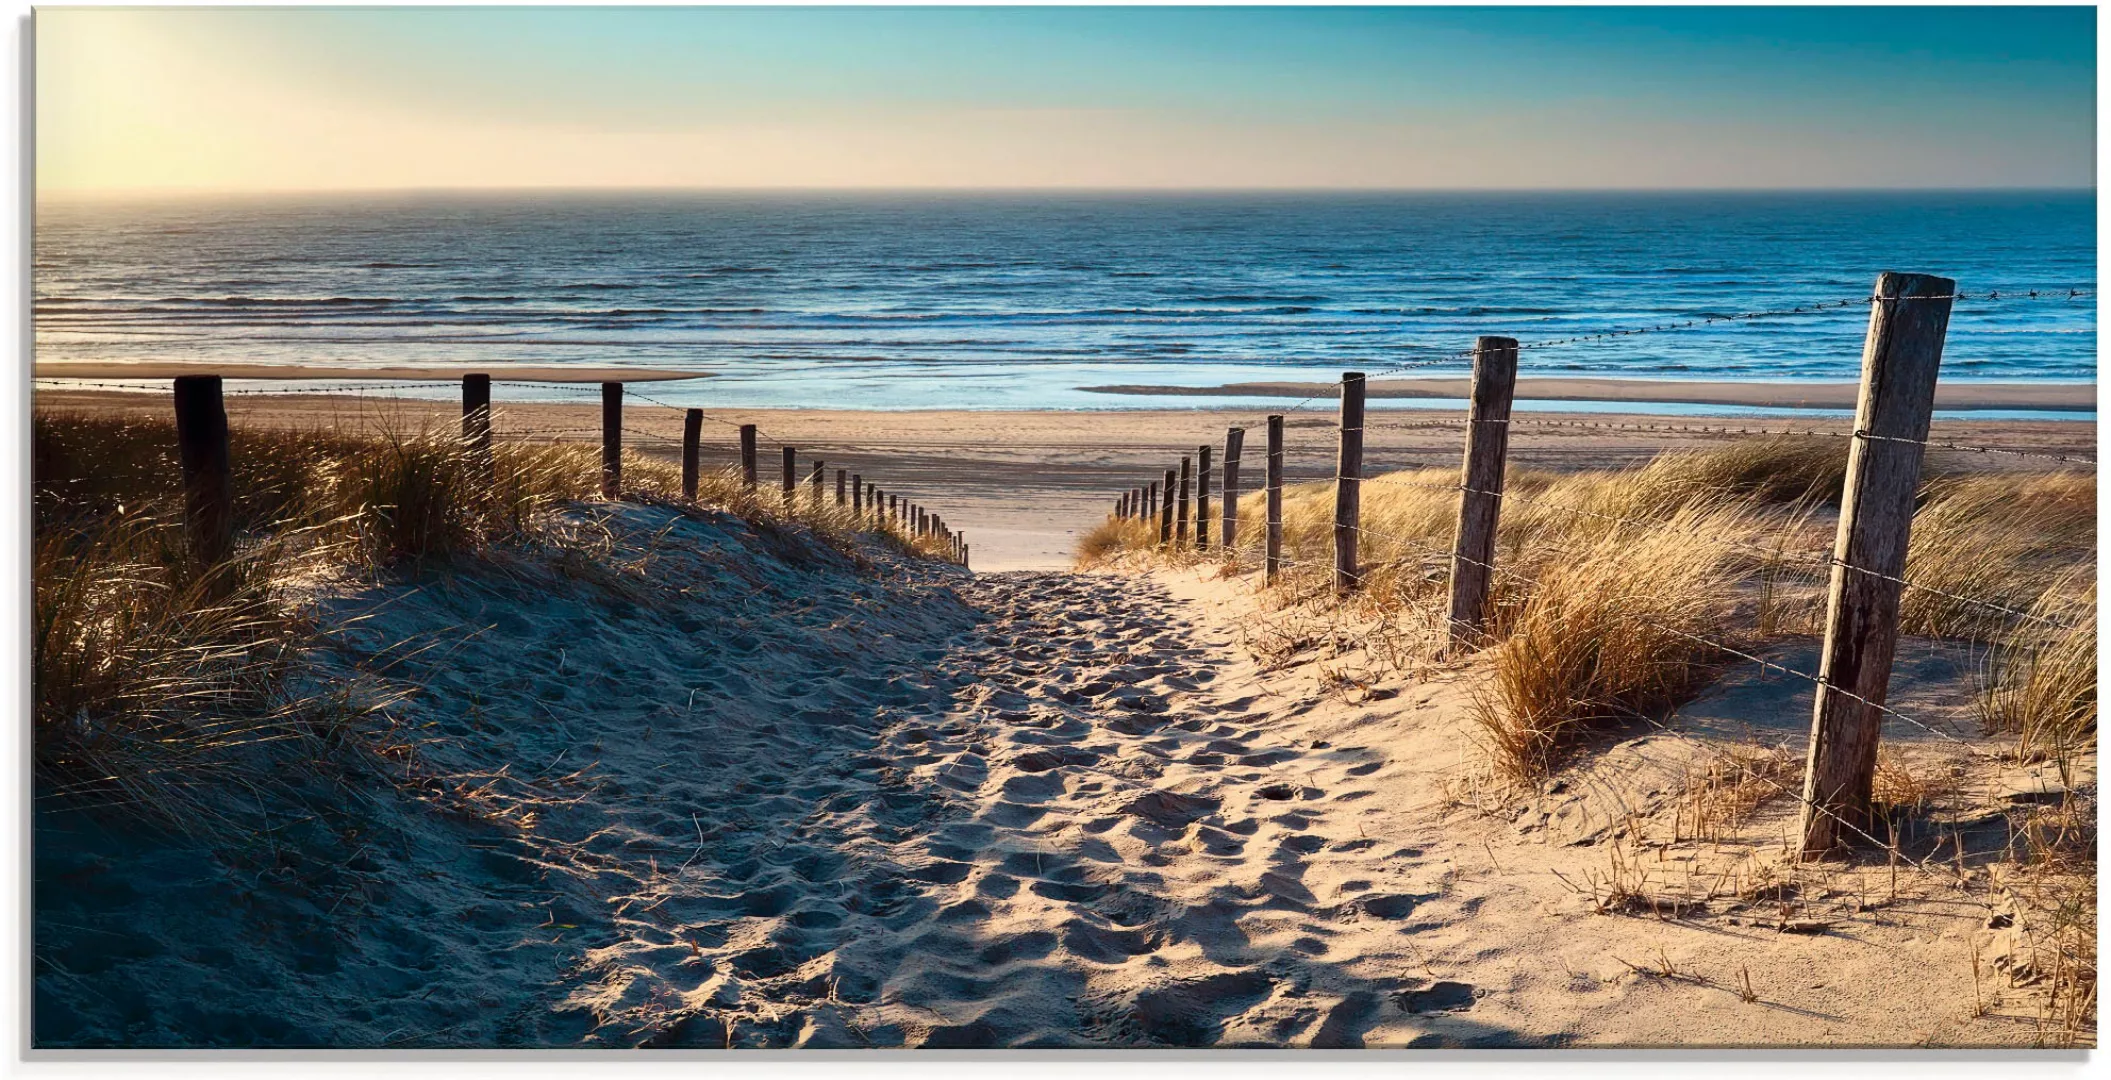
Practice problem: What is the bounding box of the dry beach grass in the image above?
[29,396,2099,1048]
[1082,436,2098,1045]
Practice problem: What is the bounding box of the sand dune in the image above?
[37,497,2080,1047]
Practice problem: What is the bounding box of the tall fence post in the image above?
[461,372,492,462]
[835,468,847,507]
[1799,272,1955,857]
[173,375,234,575]
[1265,414,1284,583]
[681,408,703,501]
[1221,427,1245,551]
[740,424,759,488]
[1175,457,1192,547]
[852,474,864,517]
[781,446,797,504]
[888,493,898,523]
[1159,469,1175,545]
[600,381,623,499]
[1333,373,1365,595]
[809,460,825,509]
[1196,445,1213,550]
[1145,482,1157,522]
[1445,338,1519,650]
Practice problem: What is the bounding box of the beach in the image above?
[33,387,2099,571]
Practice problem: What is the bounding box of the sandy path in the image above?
[569,568,1447,1047]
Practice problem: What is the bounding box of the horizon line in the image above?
[38,184,2101,200]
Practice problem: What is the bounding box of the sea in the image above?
[33,191,2097,419]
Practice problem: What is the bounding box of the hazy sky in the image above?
[36,5,2098,193]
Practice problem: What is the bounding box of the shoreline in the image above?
[31,362,715,383]
[1080,376,2098,412]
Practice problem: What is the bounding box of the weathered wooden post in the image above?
[781,446,797,504]
[1445,337,1519,650]
[1175,457,1192,547]
[1221,427,1245,550]
[1159,469,1175,545]
[888,493,898,522]
[1145,482,1157,521]
[740,424,759,488]
[600,381,623,499]
[173,375,234,574]
[852,473,864,516]
[1196,445,1213,550]
[1265,414,1284,583]
[681,408,703,501]
[1133,487,1144,520]
[1333,373,1365,595]
[809,460,825,509]
[1799,272,1955,857]
[461,372,492,457]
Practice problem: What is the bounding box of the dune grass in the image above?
[33,409,949,828]
[1979,570,2098,770]
[1081,437,2096,780]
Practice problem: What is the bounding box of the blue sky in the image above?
[38,6,2098,191]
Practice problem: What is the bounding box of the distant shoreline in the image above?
[1080,376,2098,413]
[31,362,714,384]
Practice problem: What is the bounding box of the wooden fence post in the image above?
[740,424,759,488]
[681,408,703,501]
[781,446,797,503]
[852,474,864,516]
[1445,337,1519,650]
[1333,373,1365,595]
[1159,470,1175,545]
[1196,445,1213,550]
[462,372,492,458]
[1799,272,1955,857]
[600,381,623,499]
[809,460,825,509]
[1221,427,1245,550]
[835,467,846,507]
[173,375,234,574]
[1176,457,1192,547]
[1265,414,1284,583]
[888,493,897,522]
[1145,482,1156,521]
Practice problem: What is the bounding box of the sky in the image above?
[35,5,2099,194]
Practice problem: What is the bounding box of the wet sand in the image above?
[33,362,713,383]
[1082,376,2098,412]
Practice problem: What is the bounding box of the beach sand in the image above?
[1083,376,2098,412]
[36,494,2086,1047]
[33,388,2098,572]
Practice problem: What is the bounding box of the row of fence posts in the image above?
[170,373,968,570]
[1110,270,1958,860]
